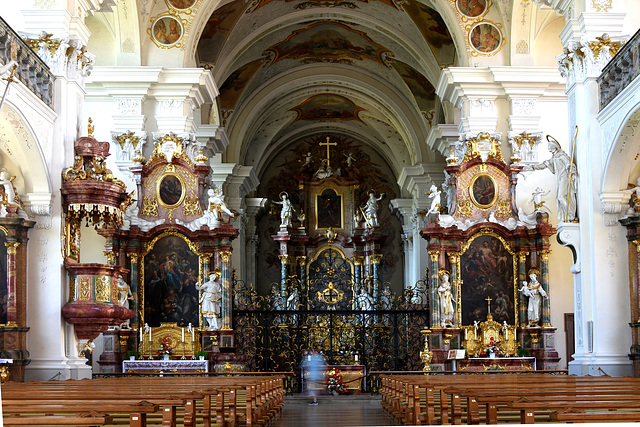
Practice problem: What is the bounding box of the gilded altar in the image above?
[461,312,517,357]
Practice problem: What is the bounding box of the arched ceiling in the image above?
[195,0,459,180]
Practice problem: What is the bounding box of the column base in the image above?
[25,357,92,381]
[569,354,633,376]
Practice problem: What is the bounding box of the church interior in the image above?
[1,0,640,420]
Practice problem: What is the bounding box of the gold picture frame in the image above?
[157,173,185,209]
[469,173,497,209]
[315,187,343,230]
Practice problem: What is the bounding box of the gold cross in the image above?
[320,136,337,167]
[486,296,492,314]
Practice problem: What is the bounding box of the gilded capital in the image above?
[634,240,640,253]
[4,242,19,255]
[127,253,140,264]
[517,251,529,263]
[104,251,116,264]
[428,251,439,263]
[220,251,232,263]
[448,253,460,264]
[297,256,307,266]
[370,254,383,265]
[540,250,551,262]
[279,254,291,265]
[352,256,364,266]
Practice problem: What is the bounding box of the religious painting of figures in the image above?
[143,235,200,327]
[158,174,184,207]
[265,21,390,66]
[291,94,364,122]
[151,15,183,47]
[0,232,7,325]
[460,234,515,325]
[457,0,487,18]
[469,23,502,54]
[470,174,496,207]
[166,0,195,10]
[316,188,343,229]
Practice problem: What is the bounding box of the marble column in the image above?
[5,242,19,326]
[220,251,232,330]
[127,253,140,329]
[279,255,291,309]
[370,254,383,304]
[517,252,528,327]
[429,250,440,328]
[448,253,460,326]
[540,250,551,327]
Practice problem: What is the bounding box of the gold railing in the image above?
[0,16,54,109]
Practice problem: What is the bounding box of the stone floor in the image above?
[270,393,397,427]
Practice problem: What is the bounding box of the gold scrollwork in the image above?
[149,133,191,164]
[4,242,18,255]
[588,33,621,57]
[141,196,159,217]
[79,277,91,301]
[95,276,111,303]
[115,131,142,150]
[69,276,77,302]
[317,282,344,305]
[460,228,515,256]
[183,196,202,216]
[220,251,232,263]
[457,197,473,218]
[26,33,61,55]
[104,251,116,264]
[428,251,440,263]
[463,132,504,163]
[496,198,512,217]
[142,230,203,257]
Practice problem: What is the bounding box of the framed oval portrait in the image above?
[157,174,185,208]
[470,174,497,208]
[151,15,183,47]
[457,0,487,18]
[166,0,196,10]
[469,22,502,55]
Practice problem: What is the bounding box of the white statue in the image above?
[273,192,294,228]
[206,187,235,220]
[0,168,17,207]
[518,269,548,327]
[345,152,356,168]
[427,184,441,215]
[363,191,384,227]
[314,159,334,179]
[526,137,578,221]
[116,276,133,329]
[355,287,373,311]
[529,187,551,213]
[302,152,313,167]
[287,288,299,310]
[473,320,480,340]
[516,207,538,228]
[437,270,455,327]
[196,270,222,330]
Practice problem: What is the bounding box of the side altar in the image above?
[421,132,560,371]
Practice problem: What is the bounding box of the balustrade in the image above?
[599,28,640,110]
[0,16,54,109]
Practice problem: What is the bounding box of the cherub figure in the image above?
[529,187,551,213]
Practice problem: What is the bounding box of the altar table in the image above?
[122,359,209,374]
[302,364,366,393]
[449,357,536,372]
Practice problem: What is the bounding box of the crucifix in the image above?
[485,296,493,315]
[319,136,337,167]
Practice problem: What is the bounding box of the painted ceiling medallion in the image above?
[290,94,366,122]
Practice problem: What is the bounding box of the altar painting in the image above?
[460,233,515,325]
[142,234,201,327]
[316,188,343,229]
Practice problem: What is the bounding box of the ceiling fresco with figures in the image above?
[195,0,467,181]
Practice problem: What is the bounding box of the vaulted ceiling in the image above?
[195,0,462,180]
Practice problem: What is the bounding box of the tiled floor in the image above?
[270,394,397,427]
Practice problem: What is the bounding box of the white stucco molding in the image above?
[426,124,459,157]
[23,192,53,229]
[556,222,581,273]
[600,190,632,227]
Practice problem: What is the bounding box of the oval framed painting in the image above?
[166,0,196,10]
[157,173,185,208]
[469,22,502,55]
[470,174,497,208]
[457,0,488,18]
[151,15,183,47]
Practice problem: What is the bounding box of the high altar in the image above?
[60,124,241,372]
[421,132,560,371]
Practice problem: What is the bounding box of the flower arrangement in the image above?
[480,336,501,357]
[157,337,174,356]
[326,368,348,395]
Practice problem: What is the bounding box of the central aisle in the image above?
[270,394,397,427]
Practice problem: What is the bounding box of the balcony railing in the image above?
[598,29,640,111]
[0,16,54,109]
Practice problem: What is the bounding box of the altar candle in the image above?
[465,329,468,341]
[140,327,142,342]
[191,328,194,342]
[505,329,508,341]
[182,328,185,342]
[149,328,152,342]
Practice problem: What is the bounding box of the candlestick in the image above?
[149,327,152,342]
[465,328,468,341]
[182,328,185,342]
[139,327,142,342]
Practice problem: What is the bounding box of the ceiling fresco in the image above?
[196,0,459,178]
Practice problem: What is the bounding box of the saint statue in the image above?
[355,286,374,325]
[525,137,578,221]
[196,270,222,330]
[273,192,294,228]
[116,276,134,329]
[0,168,18,207]
[437,269,455,327]
[207,187,235,220]
[427,184,441,215]
[518,268,548,326]
[363,190,384,227]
